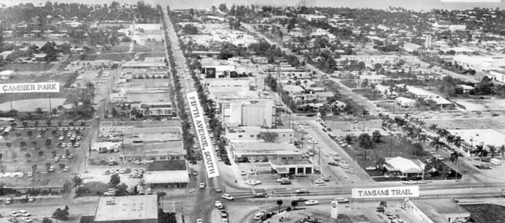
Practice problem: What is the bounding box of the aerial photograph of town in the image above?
[4,0,505,222]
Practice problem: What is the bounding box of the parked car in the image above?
[365,166,377,170]
[240,171,246,176]
[199,183,205,189]
[214,188,222,193]
[222,194,234,201]
[220,210,228,218]
[305,200,319,205]
[295,189,309,194]
[314,179,324,184]
[336,198,349,203]
[20,218,32,223]
[328,161,338,166]
[103,191,115,196]
[253,212,265,220]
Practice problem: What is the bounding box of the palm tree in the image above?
[487,145,497,158]
[436,128,450,139]
[500,145,505,158]
[429,137,445,151]
[276,199,283,213]
[453,136,462,148]
[429,124,438,131]
[128,185,140,195]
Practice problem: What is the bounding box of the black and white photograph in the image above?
[2,0,505,222]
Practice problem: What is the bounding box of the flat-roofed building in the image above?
[230,142,314,174]
[122,60,166,70]
[94,195,158,223]
[99,120,181,134]
[131,102,174,117]
[224,100,275,128]
[121,141,185,162]
[144,160,189,188]
[408,199,470,223]
[226,126,294,143]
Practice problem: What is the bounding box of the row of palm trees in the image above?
[381,112,505,161]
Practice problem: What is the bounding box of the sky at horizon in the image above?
[2,0,505,11]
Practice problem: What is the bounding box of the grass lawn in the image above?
[0,63,53,72]
[110,42,131,53]
[134,41,165,52]
[76,181,109,197]
[339,135,459,180]
[462,204,505,223]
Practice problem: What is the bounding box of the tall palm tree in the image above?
[436,128,450,139]
[453,136,462,148]
[429,137,445,152]
[429,124,438,131]
[487,145,497,158]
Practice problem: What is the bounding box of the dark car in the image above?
[328,161,338,166]
[280,180,292,185]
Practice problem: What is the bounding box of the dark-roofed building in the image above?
[143,160,189,188]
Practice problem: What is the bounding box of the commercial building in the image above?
[229,142,314,174]
[223,100,276,128]
[131,102,175,117]
[121,141,185,162]
[94,195,159,223]
[383,157,424,178]
[226,126,294,143]
[452,55,503,71]
[407,199,470,223]
[144,160,189,188]
[121,59,166,70]
[99,120,181,134]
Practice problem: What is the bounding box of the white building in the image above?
[489,69,505,83]
[226,126,294,144]
[452,55,499,71]
[0,70,14,80]
[396,97,416,107]
[223,100,276,128]
[299,14,327,21]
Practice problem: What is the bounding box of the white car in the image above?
[253,212,265,220]
[245,179,261,186]
[295,189,309,193]
[305,200,319,205]
[196,219,203,223]
[434,155,444,161]
[222,194,234,201]
[314,179,324,184]
[366,166,377,170]
[240,171,246,176]
[215,201,224,209]
[17,211,30,217]
[221,219,228,223]
[199,183,205,189]
[104,191,116,196]
[9,211,20,217]
[20,218,33,223]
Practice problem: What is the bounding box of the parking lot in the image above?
[0,123,90,193]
